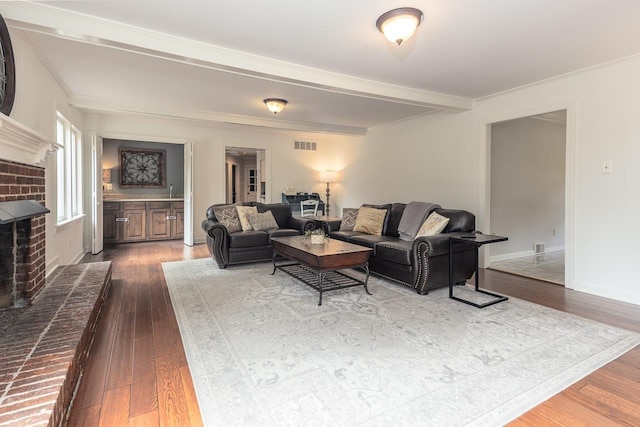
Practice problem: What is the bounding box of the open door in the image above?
[91,133,104,254]
[183,142,194,246]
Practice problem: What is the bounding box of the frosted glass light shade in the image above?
[263,98,288,114]
[376,7,423,45]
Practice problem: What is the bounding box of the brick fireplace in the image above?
[0,159,47,309]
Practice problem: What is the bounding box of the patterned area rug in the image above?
[162,258,640,426]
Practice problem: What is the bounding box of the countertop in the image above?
[103,198,184,202]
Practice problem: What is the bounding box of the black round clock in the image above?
[0,14,15,116]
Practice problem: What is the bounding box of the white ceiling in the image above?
[4,0,640,135]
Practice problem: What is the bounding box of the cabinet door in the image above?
[122,210,146,241]
[148,208,172,240]
[172,208,184,238]
[103,209,120,243]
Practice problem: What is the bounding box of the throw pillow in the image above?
[248,211,279,231]
[339,208,359,231]
[353,206,387,236]
[212,204,242,233]
[415,212,450,237]
[236,205,258,231]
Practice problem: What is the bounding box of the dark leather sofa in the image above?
[202,202,314,268]
[323,203,477,294]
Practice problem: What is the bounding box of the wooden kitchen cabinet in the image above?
[121,202,146,242]
[104,200,184,243]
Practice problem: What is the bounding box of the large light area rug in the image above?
[162,258,640,426]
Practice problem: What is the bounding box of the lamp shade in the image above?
[318,170,339,183]
[102,169,112,183]
[376,7,423,45]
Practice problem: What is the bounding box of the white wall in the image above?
[343,111,478,213]
[356,55,640,305]
[9,30,86,272]
[90,113,361,243]
[490,117,566,258]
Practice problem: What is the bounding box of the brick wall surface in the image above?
[0,159,47,306]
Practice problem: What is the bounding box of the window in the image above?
[56,112,82,224]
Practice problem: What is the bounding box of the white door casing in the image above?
[91,133,104,254]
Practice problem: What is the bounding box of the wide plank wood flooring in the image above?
[67,241,640,426]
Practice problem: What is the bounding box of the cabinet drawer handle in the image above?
[166,215,177,220]
[115,217,129,222]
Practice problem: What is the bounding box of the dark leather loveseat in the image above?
[202,202,314,268]
[323,203,477,294]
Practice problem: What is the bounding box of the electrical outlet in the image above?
[602,161,613,174]
[552,229,556,236]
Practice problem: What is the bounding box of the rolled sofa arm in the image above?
[201,219,230,268]
[286,216,315,233]
[411,234,461,295]
[322,219,342,234]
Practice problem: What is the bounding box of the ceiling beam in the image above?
[69,95,369,136]
[3,2,473,112]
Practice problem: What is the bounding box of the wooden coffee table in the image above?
[271,236,373,305]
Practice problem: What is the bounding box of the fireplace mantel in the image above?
[0,113,61,165]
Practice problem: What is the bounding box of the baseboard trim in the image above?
[490,246,564,263]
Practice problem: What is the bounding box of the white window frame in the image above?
[56,112,83,224]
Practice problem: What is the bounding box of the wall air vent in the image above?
[294,141,317,151]
[534,242,545,255]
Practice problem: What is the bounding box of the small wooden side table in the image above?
[449,234,508,308]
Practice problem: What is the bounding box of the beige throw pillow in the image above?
[415,212,450,237]
[248,211,279,231]
[353,207,387,236]
[236,205,258,231]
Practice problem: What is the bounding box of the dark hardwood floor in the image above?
[67,241,640,426]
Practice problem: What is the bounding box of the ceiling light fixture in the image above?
[376,7,423,45]
[263,98,288,115]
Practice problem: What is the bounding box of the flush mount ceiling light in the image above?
[263,98,288,115]
[376,7,423,45]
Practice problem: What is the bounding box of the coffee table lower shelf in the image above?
[273,261,371,305]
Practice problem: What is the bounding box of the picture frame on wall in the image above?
[119,147,166,188]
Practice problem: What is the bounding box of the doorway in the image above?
[225,146,266,204]
[488,110,566,285]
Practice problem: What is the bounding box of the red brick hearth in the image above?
[0,262,112,426]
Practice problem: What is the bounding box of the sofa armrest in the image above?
[286,216,315,233]
[322,219,342,234]
[411,232,477,294]
[413,234,453,258]
[201,219,230,268]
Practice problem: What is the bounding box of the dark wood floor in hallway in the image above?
[67,241,640,426]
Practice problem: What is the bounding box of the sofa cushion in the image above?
[261,203,293,228]
[385,203,406,238]
[212,204,242,233]
[353,207,387,236]
[228,230,269,248]
[248,211,279,231]
[236,206,258,231]
[416,212,450,237]
[436,209,476,233]
[268,228,300,239]
[362,203,392,235]
[339,208,359,231]
[398,202,440,241]
[375,240,413,265]
[349,234,393,250]
[329,230,360,241]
